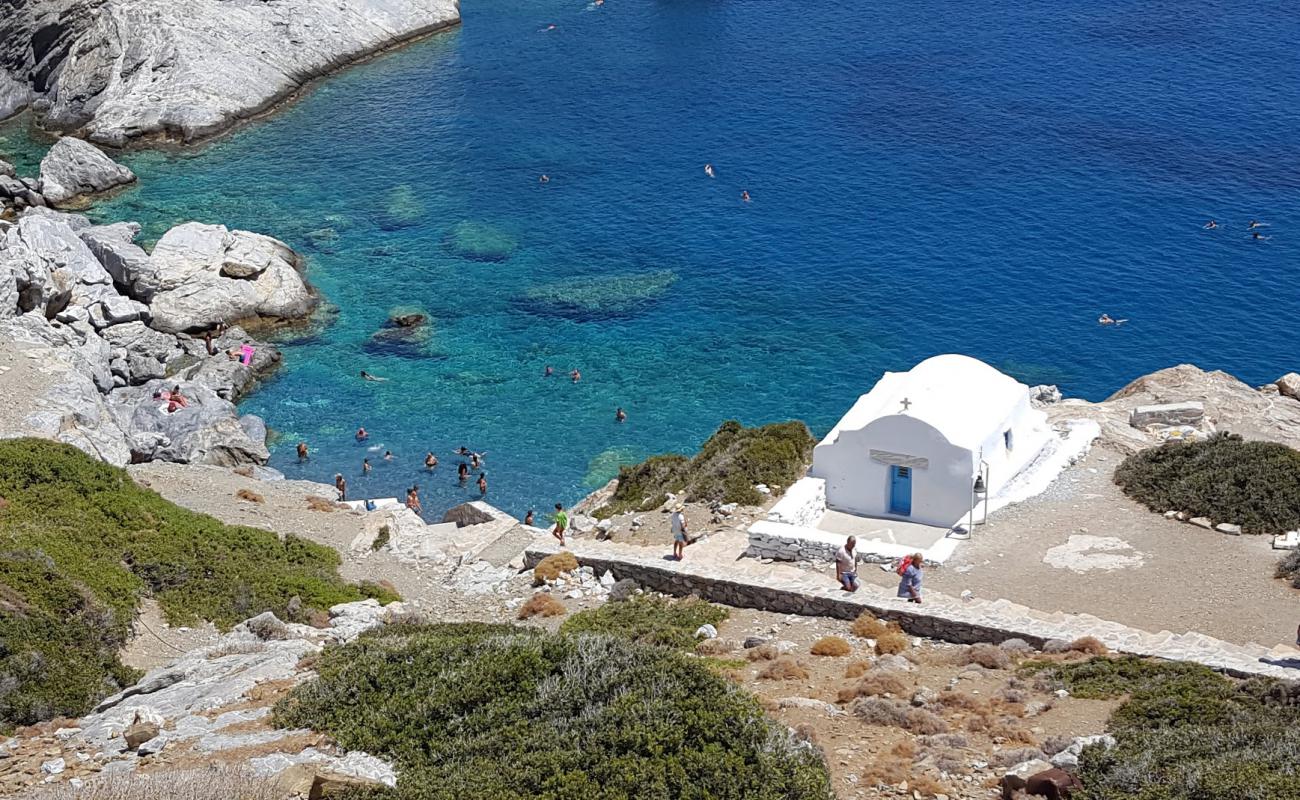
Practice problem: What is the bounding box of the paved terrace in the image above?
[525,531,1300,681]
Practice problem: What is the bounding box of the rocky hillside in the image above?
[0,0,461,145]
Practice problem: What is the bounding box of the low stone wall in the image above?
[525,543,1300,680]
[747,520,954,565]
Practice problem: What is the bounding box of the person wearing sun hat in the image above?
[670,502,689,561]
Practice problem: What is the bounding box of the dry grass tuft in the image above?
[517,593,567,619]
[964,643,1013,670]
[695,638,735,656]
[851,610,889,639]
[758,657,809,681]
[810,636,852,657]
[1069,635,1110,655]
[935,690,990,714]
[874,625,911,655]
[533,551,580,585]
[844,660,873,678]
[861,760,909,787]
[852,697,948,735]
[306,495,339,512]
[990,747,1048,768]
[234,488,264,504]
[910,775,951,798]
[746,643,782,662]
[836,671,911,703]
[14,767,284,800]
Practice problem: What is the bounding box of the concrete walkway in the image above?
[530,531,1300,681]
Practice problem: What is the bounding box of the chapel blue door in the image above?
[889,465,912,516]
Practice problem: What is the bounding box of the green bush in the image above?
[274,623,832,800]
[0,438,394,729]
[560,594,729,650]
[1114,432,1300,534]
[594,420,814,516]
[1028,656,1300,799]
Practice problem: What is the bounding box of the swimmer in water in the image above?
[477,472,488,495]
[425,452,438,470]
[544,365,554,377]
[355,427,368,442]
[362,458,371,475]
[458,462,470,482]
[615,407,627,423]
[384,450,394,462]
[296,441,308,462]
[524,509,535,526]
[741,190,751,202]
[571,368,581,383]
[360,371,387,382]
[1098,314,1114,325]
[1203,220,1217,230]
[539,174,550,184]
[1252,231,1271,241]
[704,163,715,178]
[544,23,557,31]
[1248,220,1266,229]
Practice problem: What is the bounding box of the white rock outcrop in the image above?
[0,0,462,146]
[38,137,137,204]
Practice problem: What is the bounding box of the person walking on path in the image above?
[898,553,924,603]
[835,536,858,592]
[552,502,569,547]
[671,504,689,561]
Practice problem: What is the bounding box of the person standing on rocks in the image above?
[553,502,569,547]
[406,486,422,514]
[835,537,858,592]
[898,553,924,604]
[524,509,535,526]
[335,473,347,502]
[671,504,689,561]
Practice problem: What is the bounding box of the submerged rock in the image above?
[38,137,136,205]
[516,269,678,320]
[444,221,518,262]
[363,306,436,359]
[375,184,425,230]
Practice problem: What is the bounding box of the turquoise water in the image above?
[4,0,1299,518]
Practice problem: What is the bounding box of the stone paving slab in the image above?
[526,538,1300,681]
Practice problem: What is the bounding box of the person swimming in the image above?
[360,370,387,382]
[355,427,369,442]
[384,450,394,461]
[362,458,371,475]
[457,462,470,481]
[1248,220,1266,229]
[1203,220,1218,229]
[539,174,550,184]
[1252,231,1271,241]
[741,190,751,202]
[425,452,438,470]
[296,441,309,462]
[615,407,627,423]
[524,509,535,526]
[704,163,715,178]
[544,365,554,377]
[1098,314,1128,326]
[571,368,581,383]
[477,473,488,495]
[470,452,481,470]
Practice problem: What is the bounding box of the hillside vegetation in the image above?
[275,622,833,800]
[594,420,815,517]
[1114,432,1300,534]
[1029,656,1300,800]
[0,438,395,729]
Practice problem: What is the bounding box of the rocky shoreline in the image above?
[0,0,462,146]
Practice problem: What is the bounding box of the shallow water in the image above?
[4,0,1299,518]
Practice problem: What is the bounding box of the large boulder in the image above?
[1277,373,1300,402]
[79,221,151,289]
[100,320,184,385]
[112,379,270,465]
[0,72,30,122]
[0,210,115,317]
[38,136,136,204]
[143,223,316,333]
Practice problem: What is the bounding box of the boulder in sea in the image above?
[38,137,136,205]
[443,221,517,262]
[142,222,317,333]
[386,306,428,328]
[515,269,678,320]
[376,184,425,230]
[363,306,436,359]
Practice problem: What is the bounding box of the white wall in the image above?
[972,395,1053,498]
[812,415,974,528]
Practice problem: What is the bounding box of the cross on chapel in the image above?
[900,397,912,412]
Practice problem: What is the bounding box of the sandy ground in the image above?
[851,445,1300,648]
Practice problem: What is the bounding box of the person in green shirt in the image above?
[552,502,568,546]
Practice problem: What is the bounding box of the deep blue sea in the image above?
[3,0,1299,518]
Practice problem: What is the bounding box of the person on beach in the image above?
[458,462,470,482]
[524,509,535,526]
[362,457,372,475]
[297,441,309,463]
[671,504,689,561]
[166,386,188,413]
[335,473,347,502]
[835,537,858,592]
[552,502,569,546]
[477,473,488,495]
[204,329,217,356]
[360,370,387,382]
[898,553,924,603]
[1203,220,1217,229]
[425,452,438,470]
[615,407,627,423]
[704,163,715,178]
[741,190,751,202]
[356,427,369,442]
[571,368,581,383]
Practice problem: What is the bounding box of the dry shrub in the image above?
[306,495,339,512]
[910,775,951,798]
[1069,636,1110,655]
[696,637,735,656]
[861,760,909,787]
[891,739,917,760]
[14,767,284,800]
[517,593,566,619]
[810,636,851,657]
[987,720,1037,744]
[758,657,809,681]
[235,488,264,504]
[990,747,1048,768]
[875,626,911,655]
[746,643,781,662]
[844,660,873,678]
[852,697,947,734]
[793,723,819,746]
[836,671,911,703]
[936,690,989,714]
[533,551,579,584]
[851,610,889,639]
[964,643,1012,670]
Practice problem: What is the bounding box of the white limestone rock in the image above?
[144,223,316,332]
[39,137,136,204]
[79,222,151,290]
[1277,372,1300,401]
